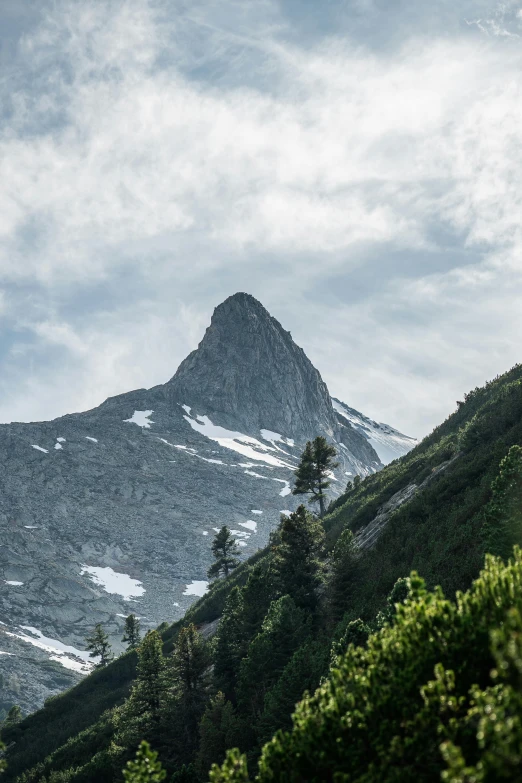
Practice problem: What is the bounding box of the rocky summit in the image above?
[0,293,416,714]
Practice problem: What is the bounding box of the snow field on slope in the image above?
[124,410,155,428]
[80,565,145,600]
[332,399,417,465]
[4,626,94,673]
[182,406,295,469]
[183,581,209,597]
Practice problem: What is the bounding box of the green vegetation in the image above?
[208,527,241,580]
[122,616,141,651]
[293,436,339,517]
[213,550,522,781]
[122,742,165,783]
[3,364,522,782]
[85,624,114,668]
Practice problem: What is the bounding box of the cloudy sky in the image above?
[1,0,522,438]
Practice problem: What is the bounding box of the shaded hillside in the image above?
[3,363,522,783]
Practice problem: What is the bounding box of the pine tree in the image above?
[237,595,311,722]
[122,741,166,783]
[213,587,246,699]
[273,505,325,612]
[292,437,339,517]
[241,562,274,642]
[85,623,113,667]
[122,614,142,650]
[171,624,209,701]
[208,526,241,580]
[259,640,328,743]
[330,618,371,667]
[329,528,357,620]
[164,624,210,764]
[131,630,167,718]
[116,629,168,748]
[196,692,238,779]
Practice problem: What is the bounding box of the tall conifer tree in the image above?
[273,506,325,612]
[122,614,142,650]
[116,629,168,749]
[131,630,167,719]
[292,437,339,517]
[213,587,246,699]
[329,528,357,620]
[85,623,113,667]
[196,692,238,779]
[164,624,210,764]
[208,526,241,579]
[237,595,310,722]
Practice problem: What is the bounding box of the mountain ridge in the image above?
[0,293,415,714]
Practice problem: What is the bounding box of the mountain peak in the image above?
[218,291,264,309]
[209,292,286,336]
[167,293,335,440]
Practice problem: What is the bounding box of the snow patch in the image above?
[5,626,94,673]
[244,469,270,479]
[277,480,292,497]
[85,436,98,443]
[238,541,247,547]
[183,580,208,597]
[183,407,293,468]
[24,525,38,529]
[251,510,263,515]
[260,429,295,448]
[0,651,14,656]
[54,443,63,450]
[239,520,257,532]
[56,437,66,443]
[124,410,154,428]
[280,510,292,515]
[31,445,48,454]
[332,399,417,464]
[202,531,209,536]
[5,581,23,586]
[81,566,145,600]
[159,438,197,454]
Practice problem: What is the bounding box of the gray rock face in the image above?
[169,293,339,440]
[355,453,461,551]
[0,293,413,714]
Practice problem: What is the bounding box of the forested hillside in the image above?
[3,363,522,782]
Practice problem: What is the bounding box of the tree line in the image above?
[81,435,340,672]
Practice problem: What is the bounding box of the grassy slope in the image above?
[4,364,522,781]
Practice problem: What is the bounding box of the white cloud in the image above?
[1,3,518,282]
[0,0,522,435]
